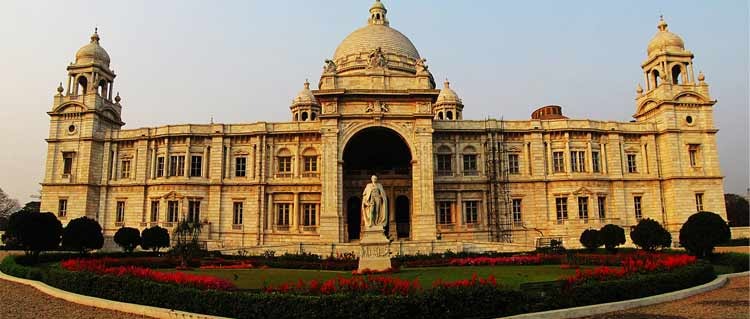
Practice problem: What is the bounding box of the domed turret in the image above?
[647,16,685,56]
[434,80,463,120]
[290,80,320,122]
[75,28,111,67]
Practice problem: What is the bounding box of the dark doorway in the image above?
[347,196,362,241]
[395,195,410,239]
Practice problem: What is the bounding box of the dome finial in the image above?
[697,71,705,82]
[636,83,643,95]
[368,0,389,26]
[90,27,100,43]
[657,15,668,32]
[114,92,121,103]
[56,82,64,95]
[304,79,310,89]
[444,78,450,88]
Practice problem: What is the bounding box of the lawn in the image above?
[169,265,587,290]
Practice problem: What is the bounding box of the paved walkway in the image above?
[0,277,152,319]
[578,274,750,319]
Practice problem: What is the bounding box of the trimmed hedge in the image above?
[711,252,750,273]
[0,256,717,319]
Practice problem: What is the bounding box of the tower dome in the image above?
[436,80,462,105]
[332,0,420,63]
[75,29,111,67]
[647,16,685,56]
[292,80,319,106]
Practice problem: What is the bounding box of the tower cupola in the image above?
[290,80,320,122]
[434,80,464,120]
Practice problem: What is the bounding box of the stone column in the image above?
[411,123,436,241]
[319,124,342,243]
[203,146,209,178]
[456,191,463,228]
[586,140,593,173]
[183,138,190,178]
[151,141,158,179]
[292,192,300,233]
[564,132,571,174]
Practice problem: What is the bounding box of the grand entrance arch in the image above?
[342,126,413,241]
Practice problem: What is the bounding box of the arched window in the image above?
[446,111,453,120]
[437,112,444,120]
[98,80,107,97]
[76,76,88,95]
[310,112,316,121]
[301,147,318,175]
[671,64,682,84]
[276,148,293,177]
[462,146,478,175]
[436,145,453,176]
[294,113,299,121]
[652,70,661,87]
[301,112,308,121]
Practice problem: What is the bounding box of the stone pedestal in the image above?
[358,229,392,271]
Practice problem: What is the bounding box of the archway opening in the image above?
[342,126,412,241]
[395,195,410,239]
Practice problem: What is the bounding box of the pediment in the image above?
[573,187,594,196]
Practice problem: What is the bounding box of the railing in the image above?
[463,170,479,176]
[436,170,453,177]
[437,224,455,231]
[302,226,318,232]
[232,224,242,230]
[301,172,319,178]
[275,225,290,232]
[275,173,292,178]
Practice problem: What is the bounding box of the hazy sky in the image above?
[0,0,747,203]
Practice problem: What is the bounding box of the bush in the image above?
[579,229,601,251]
[630,218,672,251]
[599,224,626,252]
[141,226,170,252]
[680,211,731,258]
[3,211,62,260]
[710,252,750,273]
[114,227,141,253]
[62,216,104,254]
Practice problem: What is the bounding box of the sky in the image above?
[0,0,747,203]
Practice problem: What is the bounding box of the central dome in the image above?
[333,25,420,62]
[332,0,420,62]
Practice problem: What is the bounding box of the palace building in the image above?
[40,1,726,252]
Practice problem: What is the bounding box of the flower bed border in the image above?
[0,255,719,319]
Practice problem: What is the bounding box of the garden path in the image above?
[0,277,153,319]
[578,274,750,319]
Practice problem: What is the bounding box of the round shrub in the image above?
[141,226,170,252]
[579,229,601,251]
[680,211,730,258]
[599,224,626,252]
[114,227,141,253]
[630,218,672,251]
[3,211,62,259]
[62,216,103,254]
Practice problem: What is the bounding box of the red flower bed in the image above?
[565,253,696,287]
[61,258,236,290]
[432,274,497,288]
[264,275,421,296]
[448,255,563,266]
[351,267,399,275]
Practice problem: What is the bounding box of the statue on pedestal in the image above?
[361,175,388,229]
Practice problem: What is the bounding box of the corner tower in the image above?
[41,29,125,223]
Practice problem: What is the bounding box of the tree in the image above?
[579,229,601,251]
[3,211,62,260]
[630,218,672,251]
[725,194,749,227]
[599,224,626,252]
[61,216,103,254]
[0,187,21,219]
[113,227,141,253]
[680,211,731,258]
[173,220,203,268]
[141,226,170,252]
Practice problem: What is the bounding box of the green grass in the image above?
[167,265,586,290]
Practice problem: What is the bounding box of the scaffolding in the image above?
[485,118,513,242]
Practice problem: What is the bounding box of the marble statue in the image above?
[361,175,388,229]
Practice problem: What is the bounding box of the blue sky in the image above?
[0,0,747,202]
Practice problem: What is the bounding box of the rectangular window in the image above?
[578,197,589,220]
[303,156,318,172]
[688,145,700,167]
[597,196,606,219]
[592,151,601,173]
[695,193,704,212]
[62,152,74,175]
[627,154,638,173]
[190,155,202,177]
[150,200,159,222]
[464,201,478,224]
[512,199,522,225]
[116,201,125,223]
[169,155,185,176]
[553,151,565,173]
[235,157,247,177]
[276,203,290,226]
[156,157,165,177]
[437,154,452,176]
[278,157,292,173]
[634,196,643,220]
[188,200,200,223]
[167,200,179,222]
[58,199,68,217]
[121,160,131,179]
[233,202,243,225]
[570,151,586,172]
[303,204,317,226]
[437,201,452,225]
[555,197,568,221]
[463,154,477,175]
[508,154,520,174]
